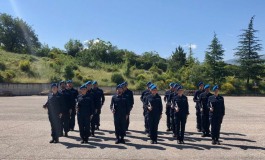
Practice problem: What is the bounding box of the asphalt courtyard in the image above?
[0,95,264,160]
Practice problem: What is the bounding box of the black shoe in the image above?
[166,128,171,132]
[154,141,158,144]
[54,139,59,143]
[81,140,85,144]
[91,133,95,137]
[49,139,55,143]
[97,126,100,130]
[206,134,211,137]
[216,140,221,145]
[181,140,185,144]
[120,139,125,144]
[197,129,202,132]
[85,140,89,144]
[212,140,217,145]
[150,140,154,144]
[201,133,207,137]
[115,139,120,144]
[147,134,150,137]
[173,134,177,137]
[64,132,68,137]
[177,140,181,144]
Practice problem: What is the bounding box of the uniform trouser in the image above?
[210,115,223,140]
[148,114,160,141]
[144,110,149,132]
[170,108,176,134]
[201,111,210,134]
[69,108,76,130]
[114,114,126,139]
[91,114,96,134]
[49,115,61,139]
[126,114,130,130]
[61,113,70,133]
[175,113,187,141]
[165,106,171,129]
[94,110,101,127]
[196,107,202,130]
[78,114,90,141]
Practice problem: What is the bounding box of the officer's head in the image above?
[150,85,158,95]
[148,84,154,91]
[146,81,152,89]
[80,84,87,95]
[86,81,92,90]
[198,82,204,90]
[173,83,179,92]
[92,81,98,88]
[169,82,175,90]
[212,85,219,95]
[204,84,210,92]
[59,81,66,90]
[66,80,73,89]
[116,84,123,95]
[122,82,128,90]
[177,85,184,95]
[51,83,58,94]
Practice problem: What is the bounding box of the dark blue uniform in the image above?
[169,92,178,136]
[92,87,105,128]
[110,94,130,141]
[199,91,213,136]
[193,89,204,131]
[77,94,95,142]
[59,89,72,135]
[86,89,97,136]
[44,92,64,141]
[172,95,189,142]
[144,94,163,143]
[208,95,225,142]
[123,88,134,130]
[164,90,174,130]
[140,89,151,133]
[68,87,78,131]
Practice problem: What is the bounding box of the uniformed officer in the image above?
[43,83,64,143]
[172,85,189,144]
[199,84,213,137]
[66,80,79,131]
[85,81,97,137]
[59,80,72,137]
[140,82,152,133]
[208,85,225,145]
[77,84,95,144]
[145,85,163,144]
[193,82,205,132]
[122,81,134,131]
[92,81,105,130]
[164,82,175,131]
[110,84,130,144]
[169,83,180,137]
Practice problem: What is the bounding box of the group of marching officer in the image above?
[44,80,225,146]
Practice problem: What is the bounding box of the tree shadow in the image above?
[222,143,265,150]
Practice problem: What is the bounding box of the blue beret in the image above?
[66,80,73,83]
[148,83,154,88]
[92,81,97,85]
[173,83,180,89]
[59,80,65,85]
[198,82,204,87]
[51,83,58,88]
[85,81,92,85]
[204,84,210,89]
[177,85,184,91]
[146,81,152,86]
[116,84,123,90]
[212,85,219,91]
[150,85,157,91]
[123,81,128,86]
[80,84,87,89]
[169,82,175,87]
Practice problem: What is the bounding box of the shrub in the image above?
[63,65,75,80]
[49,75,61,83]
[75,72,83,81]
[102,78,108,82]
[0,73,4,82]
[19,60,31,72]
[222,82,236,94]
[111,73,124,84]
[135,80,146,90]
[4,70,16,82]
[0,62,6,71]
[137,74,146,81]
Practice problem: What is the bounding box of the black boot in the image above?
[64,132,68,137]
[49,138,55,143]
[212,140,217,145]
[54,138,59,143]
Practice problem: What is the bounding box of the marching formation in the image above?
[43,80,225,146]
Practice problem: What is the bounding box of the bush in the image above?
[135,80,146,90]
[4,70,16,82]
[222,82,236,94]
[19,60,31,72]
[64,65,75,80]
[102,78,108,82]
[49,75,61,83]
[111,73,124,84]
[0,62,6,71]
[137,74,146,81]
[0,73,4,82]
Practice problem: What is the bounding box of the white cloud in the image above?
[183,43,197,50]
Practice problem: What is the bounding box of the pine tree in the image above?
[205,33,225,84]
[234,16,264,87]
[169,46,187,71]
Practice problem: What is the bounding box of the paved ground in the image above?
[0,95,265,160]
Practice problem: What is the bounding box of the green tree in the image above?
[234,16,264,87]
[64,39,83,57]
[63,65,75,80]
[169,46,187,71]
[186,44,196,67]
[0,13,40,54]
[205,33,225,84]
[111,73,124,84]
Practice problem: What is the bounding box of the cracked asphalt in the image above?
[0,96,264,160]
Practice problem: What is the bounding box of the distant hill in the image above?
[225,55,265,65]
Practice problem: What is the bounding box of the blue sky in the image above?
[1,0,265,61]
